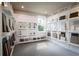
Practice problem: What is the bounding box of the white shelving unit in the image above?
[0,3,16,56]
[14,14,47,44]
[47,5,79,51]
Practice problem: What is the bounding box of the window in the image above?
[37,16,46,31]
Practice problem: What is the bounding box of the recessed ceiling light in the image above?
[21,5,24,8]
[0,2,2,6]
[4,3,8,7]
[0,2,2,5]
[4,4,8,7]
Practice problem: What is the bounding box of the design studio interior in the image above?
[1,2,79,56]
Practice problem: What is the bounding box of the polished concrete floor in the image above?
[12,40,79,56]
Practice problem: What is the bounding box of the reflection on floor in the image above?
[12,40,79,56]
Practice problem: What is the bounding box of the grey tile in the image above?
[12,40,79,56]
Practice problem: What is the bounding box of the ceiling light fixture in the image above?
[0,2,2,6]
[21,5,24,8]
[4,4,8,7]
[0,2,2,5]
[4,3,8,7]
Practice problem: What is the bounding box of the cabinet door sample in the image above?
[59,15,66,20]
[29,22,31,28]
[71,33,79,44]
[70,12,78,18]
[47,32,51,36]
[52,33,57,38]
[61,32,65,37]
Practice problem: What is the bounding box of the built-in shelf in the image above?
[17,38,47,44]
[58,30,66,32]
[58,19,67,22]
[18,29,36,30]
[68,30,79,33]
[69,11,78,18]
[0,31,16,39]
[48,6,79,50]
[59,15,66,20]
[0,3,16,56]
[68,17,79,22]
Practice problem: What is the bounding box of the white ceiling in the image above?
[11,2,74,16]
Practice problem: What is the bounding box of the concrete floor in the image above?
[12,40,79,56]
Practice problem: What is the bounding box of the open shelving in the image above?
[0,3,16,56]
[15,18,47,44]
[48,5,79,48]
